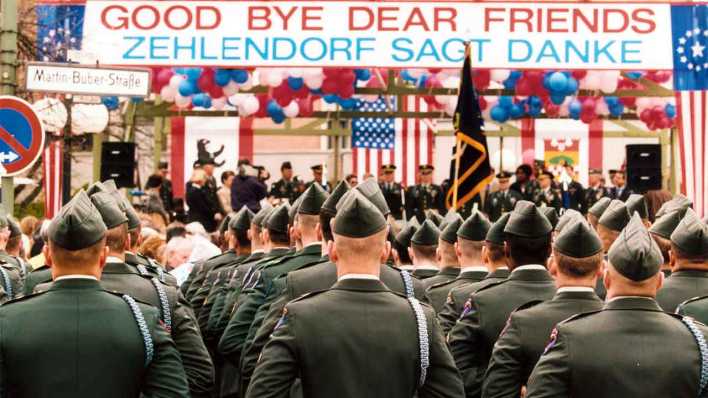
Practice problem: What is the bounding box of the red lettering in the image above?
[349,7,374,30]
[546,8,568,33]
[509,8,532,33]
[132,5,159,30]
[248,6,271,30]
[631,9,655,34]
[302,7,323,31]
[603,9,629,33]
[196,6,220,30]
[403,8,429,31]
[572,8,598,33]
[273,6,297,30]
[484,7,505,31]
[101,5,129,30]
[377,7,398,31]
[164,6,192,30]
[434,8,457,31]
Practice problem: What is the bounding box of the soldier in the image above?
[409,220,441,280]
[540,207,559,231]
[0,216,24,300]
[306,164,330,193]
[405,164,445,223]
[484,172,523,222]
[560,164,585,213]
[393,218,419,269]
[655,194,692,219]
[586,196,611,231]
[525,214,708,398]
[655,209,708,312]
[421,214,463,291]
[437,213,510,335]
[379,164,405,220]
[608,170,634,201]
[510,164,537,201]
[158,161,175,214]
[678,295,708,324]
[247,190,464,397]
[532,171,562,211]
[584,168,607,211]
[483,218,604,397]
[269,161,299,204]
[0,191,189,397]
[648,207,687,278]
[424,212,491,313]
[626,193,650,226]
[594,200,631,299]
[448,201,556,398]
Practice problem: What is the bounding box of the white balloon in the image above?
[241,95,260,116]
[238,76,254,91]
[267,70,284,87]
[582,72,602,90]
[222,81,239,96]
[160,85,176,102]
[490,69,511,83]
[175,94,191,108]
[71,103,109,134]
[169,74,185,88]
[287,68,304,78]
[599,71,618,94]
[33,98,67,133]
[303,68,323,79]
[442,76,461,89]
[304,75,323,90]
[596,100,610,116]
[490,149,517,172]
[444,100,456,116]
[212,97,227,110]
[229,93,247,107]
[635,97,652,111]
[283,101,299,118]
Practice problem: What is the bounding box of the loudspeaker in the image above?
[101,142,136,188]
[626,145,661,192]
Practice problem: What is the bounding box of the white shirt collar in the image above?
[512,264,546,273]
[415,265,439,271]
[399,265,415,271]
[557,287,595,293]
[461,266,488,273]
[251,249,265,255]
[497,266,509,270]
[607,295,655,303]
[338,273,379,281]
[106,256,123,263]
[54,275,98,282]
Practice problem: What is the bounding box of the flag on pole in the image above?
[445,48,493,210]
[43,140,63,219]
[352,96,434,186]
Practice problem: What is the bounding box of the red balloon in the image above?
[323,68,343,78]
[293,85,309,99]
[515,77,532,96]
[571,70,587,80]
[341,71,356,86]
[619,97,636,107]
[297,97,314,117]
[256,94,269,118]
[545,104,560,117]
[581,98,596,113]
[580,111,595,124]
[425,75,441,89]
[640,109,652,122]
[208,85,223,99]
[339,84,355,99]
[479,96,488,111]
[428,68,442,74]
[472,69,490,89]
[197,70,215,94]
[321,78,339,94]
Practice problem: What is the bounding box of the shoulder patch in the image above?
[542,327,559,355]
[274,308,289,331]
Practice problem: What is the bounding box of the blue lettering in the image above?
[391,38,414,62]
[416,39,441,62]
[222,37,241,60]
[355,38,375,60]
[536,40,561,63]
[565,40,589,63]
[300,37,327,61]
[621,40,641,64]
[508,40,532,62]
[149,36,169,60]
[330,37,353,61]
[593,40,616,63]
[442,38,465,62]
[469,39,490,63]
[173,36,196,60]
[273,37,296,60]
[123,36,146,60]
[199,37,217,60]
[245,37,268,61]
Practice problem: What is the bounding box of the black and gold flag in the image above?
[445,48,493,210]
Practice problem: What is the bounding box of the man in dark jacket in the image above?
[232,164,268,213]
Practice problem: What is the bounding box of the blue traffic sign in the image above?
[0,96,45,176]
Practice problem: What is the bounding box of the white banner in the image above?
[26,63,151,97]
[81,1,674,69]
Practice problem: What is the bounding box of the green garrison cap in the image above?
[440,210,461,231]
[608,214,663,282]
[411,219,440,246]
[288,194,305,225]
[90,192,129,229]
[298,183,329,215]
[649,208,688,239]
[670,209,708,258]
[504,200,552,238]
[102,179,118,192]
[396,222,419,249]
[0,214,8,229]
[486,213,511,245]
[555,209,583,233]
[457,211,492,241]
[219,213,234,235]
[355,179,391,216]
[86,181,109,196]
[122,200,141,231]
[540,207,559,229]
[408,216,421,229]
[588,197,612,218]
[49,190,107,251]
[252,204,274,228]
[333,190,386,238]
[554,218,603,258]
[440,214,464,244]
[598,200,631,232]
[266,203,290,234]
[8,218,20,238]
[230,206,255,231]
[321,181,350,215]
[656,194,693,219]
[626,194,648,219]
[426,211,444,227]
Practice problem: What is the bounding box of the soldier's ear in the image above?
[656,271,665,290]
[408,247,415,262]
[381,241,391,263]
[329,241,338,263]
[43,244,53,267]
[454,242,462,259]
[669,249,676,269]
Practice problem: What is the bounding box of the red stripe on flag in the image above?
[364,148,371,175]
[352,148,359,177]
[43,140,63,219]
[520,118,535,165]
[676,93,687,195]
[239,117,254,162]
[414,97,421,182]
[689,93,697,205]
[402,96,409,186]
[171,117,186,198]
[376,150,383,176]
[588,120,603,170]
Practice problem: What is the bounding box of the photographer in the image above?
[231,159,268,213]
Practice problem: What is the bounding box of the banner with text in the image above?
[81,1,675,69]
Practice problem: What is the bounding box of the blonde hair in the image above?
[139,234,167,264]
[190,169,207,184]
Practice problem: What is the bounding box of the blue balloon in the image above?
[550,94,566,105]
[665,103,676,119]
[185,68,202,81]
[508,71,522,80]
[529,96,542,107]
[626,71,643,80]
[490,105,509,122]
[172,67,186,75]
[231,69,249,84]
[498,96,513,109]
[604,96,619,106]
[214,69,231,87]
[609,103,625,117]
[338,98,358,110]
[192,93,207,107]
[564,77,578,95]
[400,70,413,82]
[509,103,524,118]
[101,96,119,110]
[287,77,304,91]
[416,75,428,89]
[528,106,542,117]
[549,72,568,93]
[310,88,323,95]
[267,100,284,118]
[178,79,195,97]
[323,94,339,104]
[569,100,582,120]
[355,69,371,81]
[271,113,286,124]
[543,73,552,90]
[201,96,212,109]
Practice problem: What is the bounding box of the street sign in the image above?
[0,96,45,177]
[25,63,152,97]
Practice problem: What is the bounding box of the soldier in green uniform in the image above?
[526,214,708,398]
[655,209,708,312]
[655,194,692,219]
[421,214,463,291]
[306,164,330,193]
[483,218,604,397]
[393,218,419,269]
[437,213,510,335]
[626,193,650,226]
[596,200,631,254]
[448,201,556,398]
[510,164,538,201]
[484,172,523,222]
[586,196,611,230]
[2,191,189,397]
[424,212,491,313]
[406,164,445,223]
[531,171,562,212]
[649,207,687,278]
[269,161,299,204]
[584,168,608,212]
[539,207,559,230]
[247,190,465,398]
[1,217,29,278]
[0,215,23,300]
[410,220,441,280]
[379,164,405,220]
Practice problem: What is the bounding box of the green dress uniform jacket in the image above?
[678,295,708,324]
[484,190,523,222]
[125,251,178,287]
[448,266,556,398]
[584,185,607,212]
[406,184,446,223]
[424,269,488,313]
[37,261,214,398]
[0,261,23,301]
[438,268,510,335]
[184,250,243,307]
[564,181,586,213]
[0,252,28,279]
[246,278,465,398]
[483,289,603,398]
[413,267,440,280]
[270,178,299,203]
[531,187,562,212]
[526,297,708,398]
[380,181,405,219]
[421,267,462,290]
[0,278,189,397]
[656,269,708,312]
[23,264,52,296]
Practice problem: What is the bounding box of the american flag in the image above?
[352,96,434,186]
[43,140,63,219]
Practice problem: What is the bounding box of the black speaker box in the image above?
[626,145,661,192]
[101,142,136,188]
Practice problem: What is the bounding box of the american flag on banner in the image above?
[352,96,434,186]
[671,4,707,217]
[43,140,63,219]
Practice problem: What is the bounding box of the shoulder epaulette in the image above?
[513,299,545,313]
[2,290,47,305]
[680,295,708,308]
[0,266,13,299]
[290,289,328,303]
[30,265,50,273]
[473,278,508,294]
[558,309,604,325]
[427,278,458,291]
